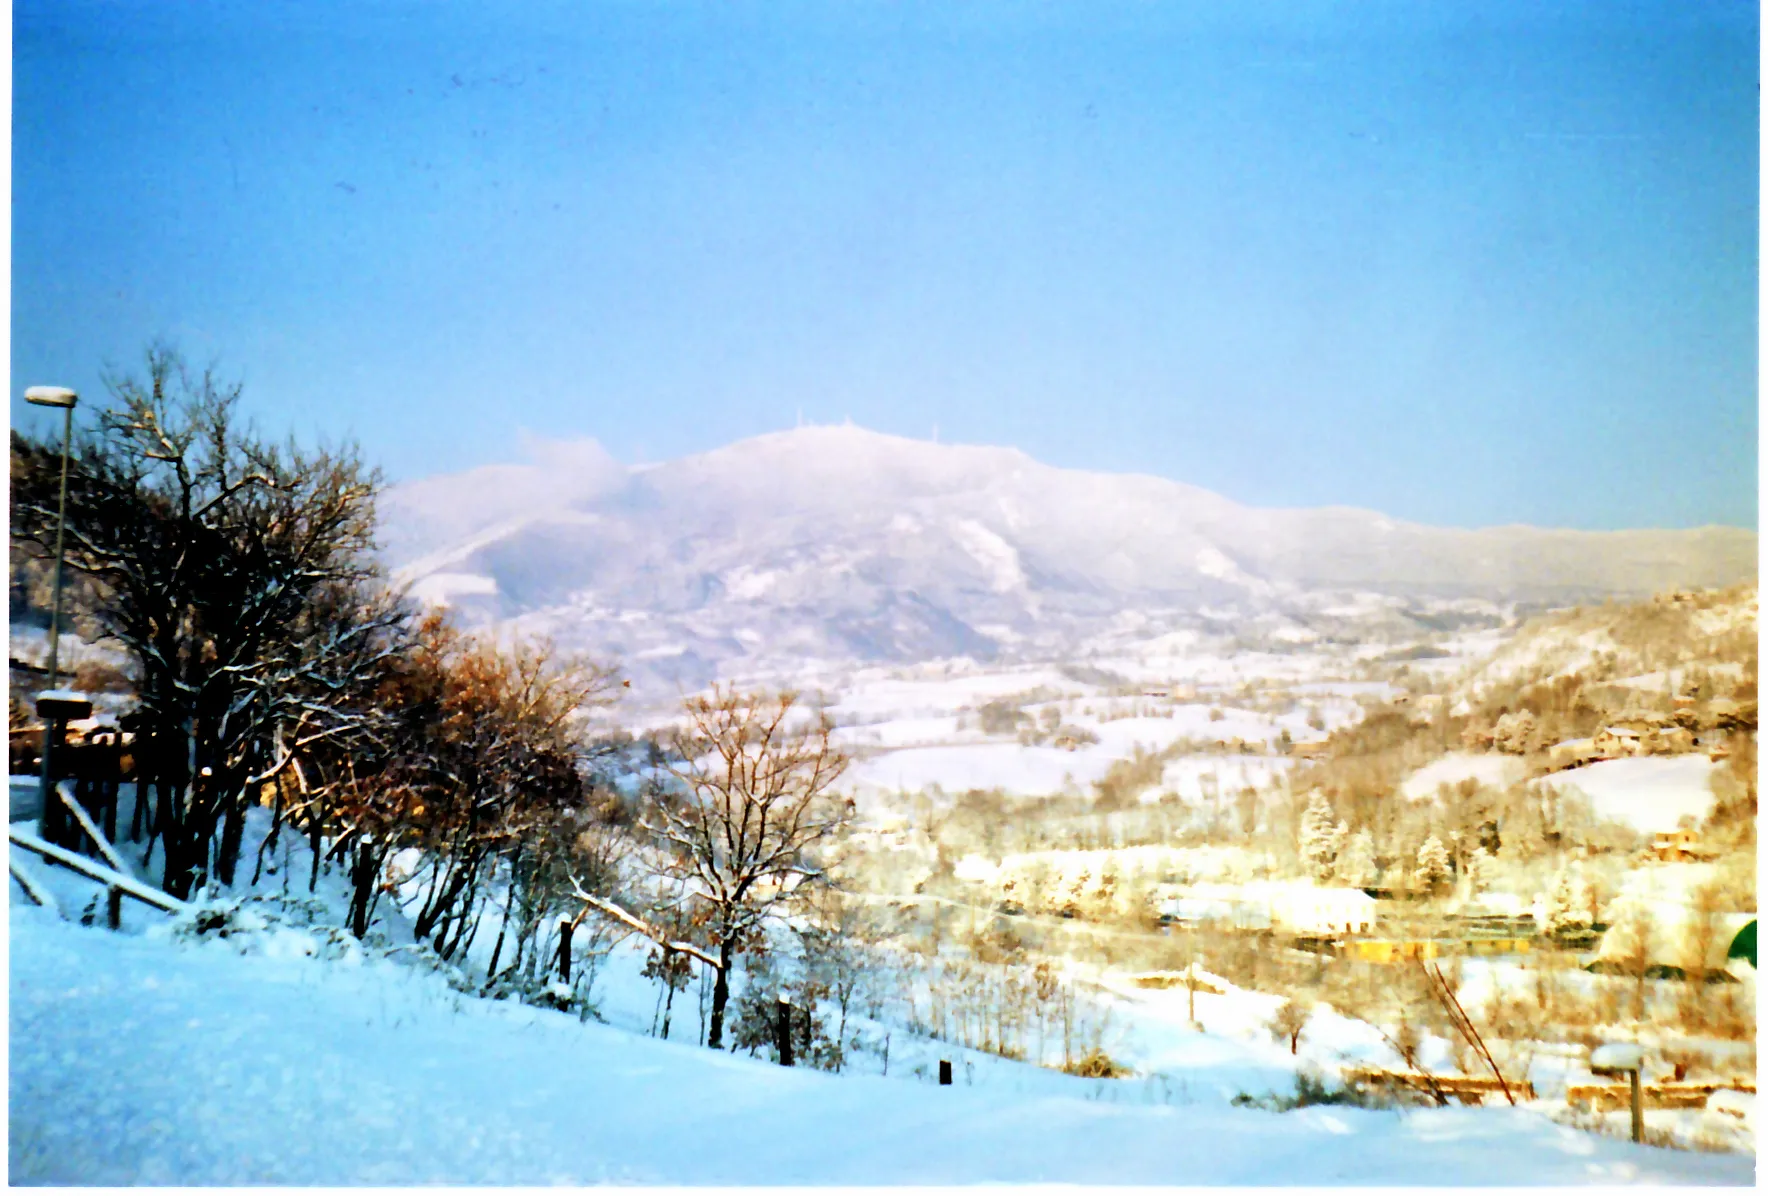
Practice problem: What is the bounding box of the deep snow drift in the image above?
[9,904,1752,1186]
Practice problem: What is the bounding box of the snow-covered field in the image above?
[850,740,1114,795]
[1400,752,1528,800]
[1548,756,1722,835]
[10,904,1752,1185]
[829,653,1362,800]
[1160,755,1295,805]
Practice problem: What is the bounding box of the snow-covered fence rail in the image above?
[1566,1081,1757,1112]
[8,828,190,916]
[10,859,62,914]
[1343,1068,1536,1105]
[53,780,134,878]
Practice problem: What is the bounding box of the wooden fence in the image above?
[1345,1067,1755,1111]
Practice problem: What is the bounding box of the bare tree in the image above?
[1609,903,1656,1022]
[1270,996,1311,1054]
[798,891,879,1070]
[379,619,619,957]
[11,346,400,898]
[576,687,852,1048]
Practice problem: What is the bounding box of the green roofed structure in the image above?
[1727,919,1755,968]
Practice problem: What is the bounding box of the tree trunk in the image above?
[486,921,507,982]
[216,794,246,888]
[348,838,380,939]
[251,775,286,888]
[129,778,149,843]
[308,793,324,893]
[661,958,678,1040]
[101,779,119,846]
[415,851,483,943]
[442,898,478,961]
[707,938,735,1049]
[160,784,199,900]
[836,991,849,1072]
[457,914,482,961]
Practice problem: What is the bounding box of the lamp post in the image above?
[24,385,78,688]
[25,386,81,846]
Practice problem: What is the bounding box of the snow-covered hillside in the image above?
[1547,756,1724,835]
[1457,587,1758,700]
[381,426,1755,694]
[10,905,1751,1185]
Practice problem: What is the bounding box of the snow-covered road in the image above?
[9,906,1752,1185]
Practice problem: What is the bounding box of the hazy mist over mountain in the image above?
[383,426,1756,692]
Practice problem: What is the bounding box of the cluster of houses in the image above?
[1154,881,1553,964]
[1154,880,1377,937]
[1153,875,1756,977]
[1543,703,1745,772]
[1645,828,1719,864]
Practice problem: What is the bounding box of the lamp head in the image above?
[24,386,77,409]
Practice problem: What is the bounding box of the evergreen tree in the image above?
[1298,791,1339,881]
[1338,829,1378,888]
[1465,846,1494,893]
[1413,834,1451,891]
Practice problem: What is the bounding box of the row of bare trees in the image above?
[12,346,860,1053]
[13,348,405,898]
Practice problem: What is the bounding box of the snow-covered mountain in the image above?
[381,426,1756,690]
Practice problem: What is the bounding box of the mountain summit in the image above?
[382,426,1756,688]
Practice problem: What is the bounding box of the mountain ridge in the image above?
[381,425,1756,689]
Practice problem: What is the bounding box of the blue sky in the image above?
[11,0,1758,529]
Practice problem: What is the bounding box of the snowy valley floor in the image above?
[9,905,1754,1186]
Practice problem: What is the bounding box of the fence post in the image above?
[106,887,122,930]
[939,1059,952,1086]
[557,917,574,983]
[39,719,67,847]
[35,692,91,850]
[1630,1067,1643,1144]
[776,996,794,1067]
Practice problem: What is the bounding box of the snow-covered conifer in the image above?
[1413,834,1451,891]
[1297,791,1339,881]
[1465,846,1493,893]
[1338,829,1378,888]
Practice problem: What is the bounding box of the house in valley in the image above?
[1647,829,1716,863]
[1593,725,1644,758]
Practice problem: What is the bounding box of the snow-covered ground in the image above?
[1159,755,1295,805]
[828,666,1083,722]
[1400,752,1528,800]
[1547,756,1721,835]
[850,741,1113,796]
[10,903,1752,1185]
[829,653,1356,800]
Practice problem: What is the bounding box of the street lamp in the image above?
[24,386,77,689]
